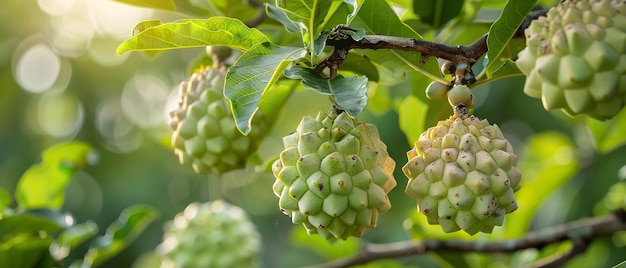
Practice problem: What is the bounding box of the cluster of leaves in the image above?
[0,143,157,268]
[116,0,538,135]
[117,0,626,153]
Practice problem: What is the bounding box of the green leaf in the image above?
[475,59,524,86]
[481,0,536,78]
[586,107,626,153]
[83,205,158,266]
[0,188,9,211]
[50,222,99,261]
[276,0,333,57]
[342,0,363,25]
[284,66,368,116]
[113,0,176,12]
[398,95,428,145]
[346,0,443,81]
[290,226,358,259]
[365,83,390,115]
[340,52,379,81]
[503,132,578,238]
[0,210,68,235]
[117,17,270,55]
[225,43,306,134]
[413,0,465,29]
[266,4,302,33]
[114,0,258,18]
[0,234,52,268]
[16,142,93,210]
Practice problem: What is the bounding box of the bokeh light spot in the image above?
[122,73,171,129]
[15,43,60,93]
[37,92,84,137]
[38,0,77,16]
[96,99,143,153]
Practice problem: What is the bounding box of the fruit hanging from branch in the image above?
[157,200,261,268]
[516,0,626,120]
[168,47,269,174]
[272,108,396,240]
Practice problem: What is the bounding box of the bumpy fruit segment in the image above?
[402,114,521,235]
[157,200,261,268]
[168,66,268,174]
[516,0,626,120]
[272,109,396,240]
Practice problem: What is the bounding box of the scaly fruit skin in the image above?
[272,109,397,240]
[158,200,261,268]
[168,67,268,174]
[516,0,626,120]
[402,114,521,235]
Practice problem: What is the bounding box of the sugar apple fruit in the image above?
[168,66,268,174]
[157,200,261,268]
[516,0,626,120]
[272,109,397,240]
[402,114,521,235]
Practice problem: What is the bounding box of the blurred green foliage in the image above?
[1,0,625,267]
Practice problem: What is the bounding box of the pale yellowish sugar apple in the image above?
[168,66,268,174]
[516,0,626,120]
[272,109,397,240]
[402,115,521,235]
[157,200,261,268]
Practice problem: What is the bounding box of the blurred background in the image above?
[1,0,625,267]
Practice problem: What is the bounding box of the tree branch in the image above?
[311,209,626,268]
[317,9,548,84]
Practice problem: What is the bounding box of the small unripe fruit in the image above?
[425,81,449,101]
[447,85,473,115]
[516,0,626,120]
[440,61,455,75]
[168,67,269,174]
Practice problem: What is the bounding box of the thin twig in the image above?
[310,209,626,268]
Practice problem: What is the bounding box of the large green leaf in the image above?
[0,234,52,268]
[113,0,258,18]
[413,0,465,29]
[276,0,333,58]
[284,66,368,116]
[475,59,524,87]
[398,95,428,145]
[266,4,302,33]
[117,17,270,55]
[480,0,536,79]
[83,205,158,267]
[16,142,93,210]
[346,0,444,82]
[50,222,99,261]
[587,107,626,153]
[0,188,9,212]
[502,132,578,238]
[0,210,68,235]
[113,0,176,12]
[225,43,306,134]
